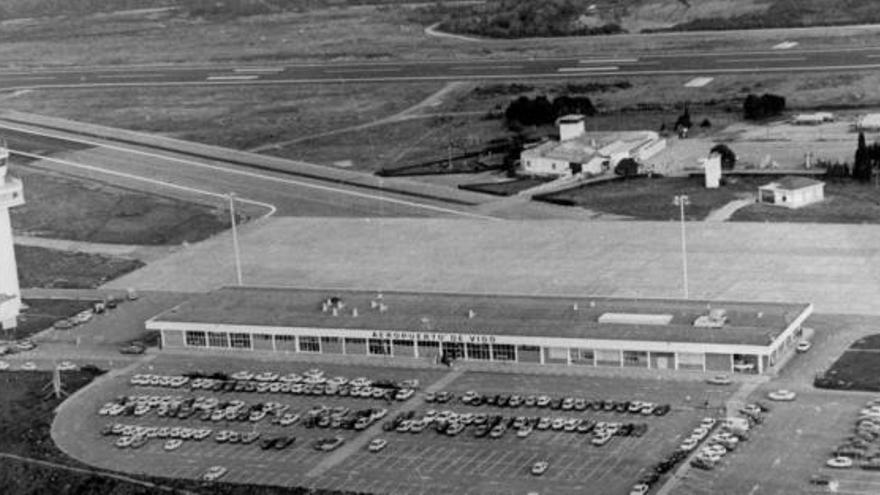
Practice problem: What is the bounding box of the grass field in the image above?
[15,245,144,289]
[11,164,238,245]
[4,299,98,341]
[3,83,444,151]
[0,1,877,69]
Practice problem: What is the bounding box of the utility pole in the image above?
[228,193,243,286]
[673,194,690,299]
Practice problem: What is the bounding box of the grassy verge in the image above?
[11,165,239,245]
[460,177,551,196]
[3,83,444,151]
[4,299,98,341]
[815,349,880,392]
[16,245,145,289]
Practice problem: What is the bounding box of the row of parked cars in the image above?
[134,371,417,401]
[828,398,880,470]
[302,404,388,430]
[451,390,671,416]
[102,423,212,450]
[383,408,648,443]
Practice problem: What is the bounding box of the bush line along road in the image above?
[5,46,880,89]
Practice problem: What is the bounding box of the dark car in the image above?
[473,424,491,438]
[549,399,563,410]
[260,438,278,450]
[653,404,671,416]
[119,343,146,355]
[632,423,649,437]
[615,401,630,413]
[275,436,296,449]
[809,474,832,486]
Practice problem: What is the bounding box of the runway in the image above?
[2,46,880,89]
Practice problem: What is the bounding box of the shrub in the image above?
[614,158,639,177]
[710,144,736,170]
[743,94,786,120]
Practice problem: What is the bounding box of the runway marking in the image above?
[773,41,799,50]
[557,66,619,72]
[323,68,402,73]
[0,76,57,81]
[95,74,167,79]
[0,122,498,220]
[206,75,259,81]
[684,77,714,88]
[717,57,806,63]
[578,58,638,64]
[233,67,284,73]
[10,148,278,218]
[450,65,523,71]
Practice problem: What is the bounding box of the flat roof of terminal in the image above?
[151,287,811,347]
[153,287,810,346]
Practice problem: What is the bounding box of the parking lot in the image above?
[50,353,732,495]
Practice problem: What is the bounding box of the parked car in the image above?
[767,389,797,401]
[706,375,732,386]
[202,466,228,481]
[531,461,549,476]
[629,484,650,495]
[796,341,812,353]
[119,342,146,355]
[53,319,75,330]
[15,340,36,351]
[368,438,387,452]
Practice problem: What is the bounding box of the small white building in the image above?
[857,114,880,131]
[792,112,834,125]
[758,177,824,209]
[519,114,666,178]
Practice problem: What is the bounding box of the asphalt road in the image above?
[3,46,880,89]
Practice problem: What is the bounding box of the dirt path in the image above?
[248,82,475,153]
[423,22,482,42]
[704,196,754,222]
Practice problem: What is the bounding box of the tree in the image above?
[743,93,786,120]
[853,132,871,182]
[710,144,737,170]
[614,158,639,177]
[675,105,692,131]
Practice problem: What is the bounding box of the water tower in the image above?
[0,139,24,330]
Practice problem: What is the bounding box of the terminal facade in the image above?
[147,287,813,376]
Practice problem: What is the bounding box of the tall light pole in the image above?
[672,194,690,299]
[228,193,243,286]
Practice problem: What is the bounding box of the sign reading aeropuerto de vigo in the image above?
[370,330,497,344]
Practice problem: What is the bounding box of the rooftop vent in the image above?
[370,300,379,309]
[693,308,727,328]
[467,309,476,319]
[331,307,339,317]
[572,303,579,311]
[379,303,388,313]
[352,308,358,317]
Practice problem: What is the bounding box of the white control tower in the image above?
[0,142,24,330]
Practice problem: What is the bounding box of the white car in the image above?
[20,362,36,371]
[368,438,387,452]
[72,310,93,324]
[395,388,415,401]
[706,375,732,385]
[15,340,36,351]
[629,483,650,495]
[56,361,77,371]
[767,389,797,401]
[164,439,183,451]
[531,461,549,476]
[796,341,812,353]
[680,437,700,452]
[202,465,228,481]
[826,456,854,469]
[0,361,9,371]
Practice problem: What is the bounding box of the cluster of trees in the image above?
[504,95,595,127]
[852,132,880,182]
[743,94,786,120]
[429,0,625,39]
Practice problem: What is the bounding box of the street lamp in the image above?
[672,194,690,299]
[228,193,243,286]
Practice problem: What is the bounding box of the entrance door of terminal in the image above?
[656,357,669,369]
[443,342,464,360]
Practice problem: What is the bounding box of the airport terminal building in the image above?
[147,287,813,375]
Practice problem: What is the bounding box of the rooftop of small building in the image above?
[760,176,824,190]
[150,287,812,347]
